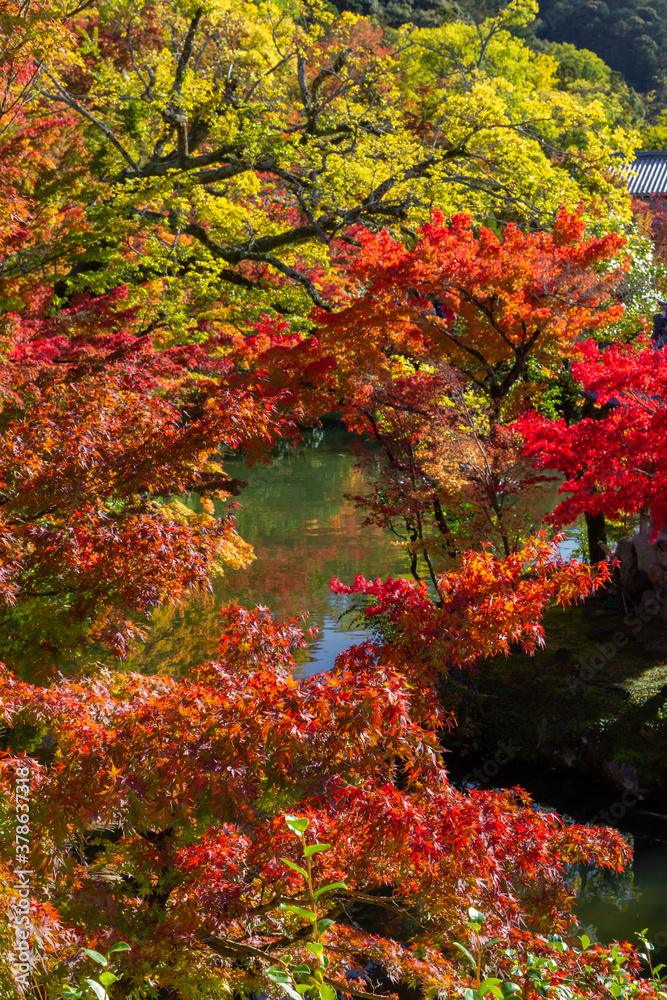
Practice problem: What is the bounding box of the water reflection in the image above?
[577,843,667,948]
[125,426,409,676]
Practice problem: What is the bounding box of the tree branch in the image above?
[37,72,140,174]
[173,8,203,96]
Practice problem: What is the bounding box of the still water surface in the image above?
[127,426,407,676]
[127,425,667,953]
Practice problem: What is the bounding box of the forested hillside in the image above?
[535,0,667,94]
[333,0,667,124]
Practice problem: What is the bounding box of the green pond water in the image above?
[125,424,667,955]
[126,425,409,677]
[576,844,667,951]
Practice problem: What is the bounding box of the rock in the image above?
[617,531,667,616]
[603,759,641,795]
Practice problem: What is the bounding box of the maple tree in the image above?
[315,209,628,573]
[0,5,661,1000]
[0,0,81,134]
[0,288,323,669]
[340,361,552,569]
[320,208,628,416]
[0,596,652,1000]
[516,337,667,533]
[0,27,337,668]
[331,534,607,680]
[0,0,638,330]
[0,0,642,624]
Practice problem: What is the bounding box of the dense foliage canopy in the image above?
[518,337,667,531]
[339,0,667,98]
[0,0,665,998]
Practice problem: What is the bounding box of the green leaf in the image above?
[285,815,309,835]
[304,843,331,858]
[84,981,108,1000]
[295,986,311,995]
[453,942,477,970]
[280,903,318,920]
[307,943,324,958]
[320,984,336,1000]
[320,955,330,970]
[464,989,478,1000]
[478,978,502,999]
[313,882,347,900]
[280,984,303,1000]
[108,942,131,954]
[98,972,119,987]
[292,964,312,975]
[281,857,309,879]
[468,907,485,925]
[579,934,591,951]
[84,950,108,967]
[267,970,292,984]
[500,984,521,998]
[317,919,334,934]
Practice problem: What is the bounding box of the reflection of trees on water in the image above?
[122,593,222,676]
[574,843,667,948]
[122,427,407,676]
[572,859,647,947]
[576,862,639,912]
[120,427,667,940]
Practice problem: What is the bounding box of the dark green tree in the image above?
[536,0,667,93]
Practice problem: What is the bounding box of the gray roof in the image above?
[625,152,667,196]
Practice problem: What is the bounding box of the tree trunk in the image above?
[585,511,607,564]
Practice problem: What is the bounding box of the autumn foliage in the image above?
[0,289,310,666]
[317,210,627,568]
[0,1,661,999]
[517,338,667,531]
[0,603,635,999]
[331,535,607,678]
[319,209,627,410]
